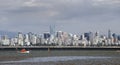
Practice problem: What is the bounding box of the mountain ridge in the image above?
[0,31,17,38]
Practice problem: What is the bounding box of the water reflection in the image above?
[1,56,111,63]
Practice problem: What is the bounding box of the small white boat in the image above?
[20,49,30,54]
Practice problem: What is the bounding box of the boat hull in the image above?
[20,51,30,53]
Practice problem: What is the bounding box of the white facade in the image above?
[31,34,37,45]
[1,39,10,45]
[24,34,30,45]
[18,33,24,46]
[0,35,10,45]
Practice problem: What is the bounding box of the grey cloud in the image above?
[0,0,120,34]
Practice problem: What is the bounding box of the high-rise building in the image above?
[80,34,85,40]
[112,33,118,43]
[108,29,112,39]
[89,32,94,45]
[94,31,99,45]
[18,32,24,46]
[28,32,33,44]
[44,32,51,39]
[24,34,30,46]
[84,33,90,41]
[118,35,120,41]
[56,31,62,38]
[31,34,37,45]
[50,25,55,36]
[10,37,17,46]
[1,35,10,46]
[95,31,99,37]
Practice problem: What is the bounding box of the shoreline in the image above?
[0,46,120,50]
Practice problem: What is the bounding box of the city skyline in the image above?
[0,0,120,34]
[0,29,120,46]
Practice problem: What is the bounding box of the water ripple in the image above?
[1,56,111,63]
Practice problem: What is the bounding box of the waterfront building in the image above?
[89,32,94,46]
[117,35,120,45]
[44,32,51,39]
[0,35,10,46]
[108,29,112,39]
[118,35,120,41]
[10,38,17,46]
[72,35,79,46]
[40,38,45,45]
[31,34,37,45]
[80,34,85,40]
[107,39,111,46]
[0,28,120,47]
[101,35,107,45]
[62,32,69,45]
[49,25,56,45]
[56,31,63,38]
[80,34,87,47]
[1,39,10,46]
[14,37,18,45]
[36,36,41,45]
[84,33,89,41]
[57,39,62,46]
[43,32,50,45]
[112,33,118,44]
[111,36,115,45]
[10,38,14,46]
[24,34,30,46]
[17,32,24,46]
[38,34,45,45]
[93,32,99,46]
[56,31,64,46]
[84,32,94,46]
[28,32,33,45]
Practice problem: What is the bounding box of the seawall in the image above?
[0,46,120,50]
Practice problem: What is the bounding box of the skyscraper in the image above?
[18,32,24,46]
[89,32,94,45]
[84,33,89,41]
[108,29,112,39]
[44,32,51,39]
[50,25,55,36]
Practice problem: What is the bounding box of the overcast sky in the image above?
[0,0,120,34]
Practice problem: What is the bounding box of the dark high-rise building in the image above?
[84,33,89,41]
[112,33,117,39]
[112,33,117,43]
[84,32,94,42]
[44,32,50,39]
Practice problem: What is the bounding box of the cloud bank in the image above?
[0,0,120,34]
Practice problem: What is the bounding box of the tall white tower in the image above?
[18,32,24,46]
